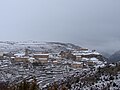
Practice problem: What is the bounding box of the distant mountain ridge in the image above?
[109,50,120,63]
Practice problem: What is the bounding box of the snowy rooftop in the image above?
[33,54,49,56]
[72,61,83,64]
[73,51,100,56]
[14,53,25,57]
[90,57,99,61]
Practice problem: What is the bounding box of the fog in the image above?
[0,0,120,54]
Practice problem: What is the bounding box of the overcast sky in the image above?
[0,0,120,54]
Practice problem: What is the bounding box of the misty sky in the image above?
[0,0,120,54]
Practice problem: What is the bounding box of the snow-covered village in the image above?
[0,41,120,90]
[0,0,120,90]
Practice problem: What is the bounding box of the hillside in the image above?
[0,41,80,53]
[0,41,109,90]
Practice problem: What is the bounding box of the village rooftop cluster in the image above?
[8,48,106,69]
[0,42,107,89]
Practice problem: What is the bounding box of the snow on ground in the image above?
[0,41,76,53]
